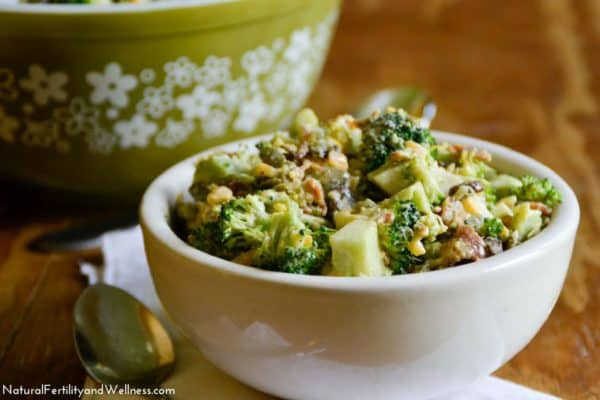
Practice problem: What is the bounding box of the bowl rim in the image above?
[140,130,580,291]
[0,0,238,14]
[0,0,314,16]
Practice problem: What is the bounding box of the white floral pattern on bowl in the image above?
[0,12,337,156]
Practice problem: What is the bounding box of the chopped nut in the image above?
[530,202,552,216]
[449,144,463,153]
[304,178,326,207]
[206,186,233,205]
[474,149,492,162]
[327,150,349,171]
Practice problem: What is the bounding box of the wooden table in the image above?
[1,1,598,398]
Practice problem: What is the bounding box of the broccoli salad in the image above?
[175,108,562,277]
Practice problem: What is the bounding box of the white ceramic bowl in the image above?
[140,131,579,400]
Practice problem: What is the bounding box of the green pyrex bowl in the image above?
[0,0,340,200]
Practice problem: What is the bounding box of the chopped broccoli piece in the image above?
[256,140,287,167]
[188,195,268,260]
[360,109,436,172]
[484,184,497,205]
[481,217,503,238]
[253,201,332,274]
[193,151,259,187]
[379,200,423,274]
[517,175,562,208]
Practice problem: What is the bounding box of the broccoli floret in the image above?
[517,175,562,208]
[379,200,423,274]
[188,195,267,260]
[192,151,260,198]
[256,140,287,167]
[253,201,332,274]
[360,109,436,172]
[481,217,503,238]
[484,184,497,205]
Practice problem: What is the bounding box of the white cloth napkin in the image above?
[82,226,560,400]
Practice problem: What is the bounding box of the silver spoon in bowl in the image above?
[73,284,175,399]
[355,86,436,127]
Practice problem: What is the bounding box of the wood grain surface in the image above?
[1,1,598,399]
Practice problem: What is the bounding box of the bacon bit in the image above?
[346,118,359,130]
[455,225,487,259]
[438,225,486,266]
[530,202,552,216]
[327,151,349,171]
[206,186,233,205]
[449,144,463,153]
[304,178,326,207]
[382,211,395,224]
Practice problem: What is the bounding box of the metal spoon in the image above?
[355,87,437,127]
[73,284,175,398]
